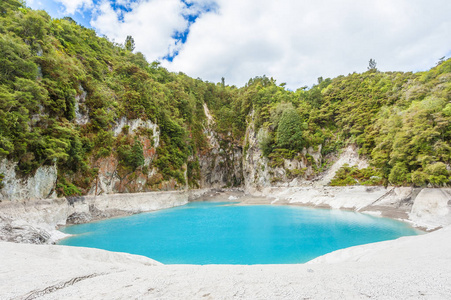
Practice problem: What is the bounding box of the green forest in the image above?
[0,0,450,195]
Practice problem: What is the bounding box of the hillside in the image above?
[0,0,450,200]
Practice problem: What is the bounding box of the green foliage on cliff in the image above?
[233,65,450,187]
[0,173,4,190]
[118,138,145,171]
[276,108,304,151]
[227,64,450,187]
[0,0,211,192]
[0,0,450,193]
[330,164,383,186]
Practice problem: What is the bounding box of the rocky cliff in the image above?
[0,104,332,201]
[242,112,323,194]
[199,104,243,189]
[88,117,175,195]
[0,103,242,201]
[0,159,57,201]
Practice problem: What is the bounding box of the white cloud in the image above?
[85,0,451,89]
[91,0,190,61]
[162,0,451,89]
[56,0,93,14]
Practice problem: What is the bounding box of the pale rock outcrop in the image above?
[112,117,160,149]
[266,186,387,210]
[243,113,270,193]
[74,84,89,125]
[410,188,451,230]
[78,191,190,214]
[260,186,451,229]
[0,198,71,243]
[0,159,57,202]
[316,144,368,186]
[86,117,164,195]
[111,117,160,176]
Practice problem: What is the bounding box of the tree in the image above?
[130,138,145,170]
[437,56,446,66]
[257,127,273,156]
[0,0,24,14]
[118,138,145,171]
[424,162,449,186]
[125,35,135,52]
[276,108,304,151]
[368,58,377,70]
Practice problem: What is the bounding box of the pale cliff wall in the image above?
[0,159,57,202]
[410,188,451,229]
[199,103,243,189]
[315,144,368,186]
[242,113,323,194]
[88,117,172,195]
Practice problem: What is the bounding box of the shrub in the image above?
[330,164,383,186]
[388,163,410,185]
[187,159,200,188]
[56,177,81,196]
[411,170,428,187]
[286,168,306,179]
[0,173,4,190]
[257,127,273,156]
[424,162,450,186]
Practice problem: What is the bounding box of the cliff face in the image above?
[87,117,182,195]
[0,105,343,201]
[242,113,323,194]
[198,104,243,189]
[0,159,57,201]
[0,103,245,201]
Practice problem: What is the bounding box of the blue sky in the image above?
[27,0,94,27]
[25,0,451,89]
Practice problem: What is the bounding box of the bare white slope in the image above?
[1,226,450,299]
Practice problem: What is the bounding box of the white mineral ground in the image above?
[1,188,451,299]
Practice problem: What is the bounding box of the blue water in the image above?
[58,202,420,264]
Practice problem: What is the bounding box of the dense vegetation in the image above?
[0,0,223,194]
[0,0,450,195]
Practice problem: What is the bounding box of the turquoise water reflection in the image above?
[59,202,420,264]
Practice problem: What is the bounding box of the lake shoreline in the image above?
[1,186,449,245]
[1,187,450,299]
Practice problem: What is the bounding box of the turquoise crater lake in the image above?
[59,202,420,264]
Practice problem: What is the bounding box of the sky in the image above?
[26,0,451,89]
